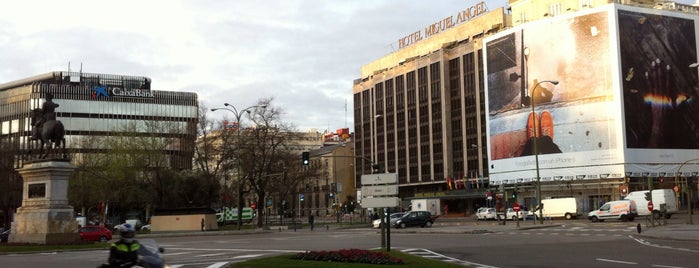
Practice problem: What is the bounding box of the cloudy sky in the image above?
[0,0,695,132]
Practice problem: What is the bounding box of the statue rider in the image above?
[32,93,59,140]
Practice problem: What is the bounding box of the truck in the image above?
[541,197,580,220]
[216,207,254,225]
[588,200,637,222]
[409,199,441,216]
[624,189,677,218]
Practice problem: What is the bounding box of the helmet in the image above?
[117,223,136,242]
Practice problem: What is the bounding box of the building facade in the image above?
[354,1,699,215]
[0,71,199,224]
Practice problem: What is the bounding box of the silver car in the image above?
[372,212,405,228]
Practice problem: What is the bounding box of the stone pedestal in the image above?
[10,160,80,244]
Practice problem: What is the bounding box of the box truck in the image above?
[541,197,580,220]
[409,199,441,216]
[624,189,677,218]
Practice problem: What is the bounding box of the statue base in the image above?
[9,160,80,244]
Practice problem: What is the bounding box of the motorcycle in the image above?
[98,239,166,268]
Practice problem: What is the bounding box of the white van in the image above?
[623,189,677,218]
[588,200,637,222]
[541,197,580,220]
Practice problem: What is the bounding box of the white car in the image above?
[372,212,405,228]
[475,207,496,220]
[505,208,532,220]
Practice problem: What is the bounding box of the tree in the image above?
[236,98,316,227]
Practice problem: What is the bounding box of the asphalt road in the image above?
[1,219,697,268]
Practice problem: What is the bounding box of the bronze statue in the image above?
[31,93,66,159]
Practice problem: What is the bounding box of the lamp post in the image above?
[530,80,559,224]
[211,103,266,230]
[470,144,483,189]
[676,159,698,224]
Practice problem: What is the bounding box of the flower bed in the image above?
[293,248,404,265]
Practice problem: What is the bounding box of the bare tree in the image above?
[237,98,317,227]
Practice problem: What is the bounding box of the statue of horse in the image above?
[30,108,67,159]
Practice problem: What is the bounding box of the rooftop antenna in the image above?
[68,61,71,72]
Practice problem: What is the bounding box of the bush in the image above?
[293,248,404,265]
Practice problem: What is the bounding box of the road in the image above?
[0,218,697,267]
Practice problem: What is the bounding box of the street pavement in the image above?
[134,212,699,243]
[398,212,699,242]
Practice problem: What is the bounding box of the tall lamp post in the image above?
[211,103,266,230]
[530,80,559,224]
[471,144,484,189]
[676,159,698,225]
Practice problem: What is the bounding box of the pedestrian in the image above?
[201,218,205,231]
[308,214,315,231]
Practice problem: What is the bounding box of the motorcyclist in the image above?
[106,223,141,267]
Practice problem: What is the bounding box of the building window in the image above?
[549,3,562,16]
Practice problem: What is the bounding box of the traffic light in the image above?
[302,151,310,165]
[511,191,517,199]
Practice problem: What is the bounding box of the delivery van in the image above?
[588,200,637,222]
[541,197,580,220]
[623,189,677,218]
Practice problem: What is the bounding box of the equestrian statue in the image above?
[31,93,67,159]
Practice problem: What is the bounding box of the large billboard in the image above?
[484,5,699,182]
[618,7,699,176]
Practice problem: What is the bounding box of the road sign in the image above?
[362,185,399,196]
[361,173,398,185]
[648,201,654,211]
[361,197,400,208]
[513,203,521,212]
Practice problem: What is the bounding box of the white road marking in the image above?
[651,265,687,268]
[163,252,192,256]
[596,258,637,265]
[197,253,227,257]
[232,254,265,259]
[207,262,230,268]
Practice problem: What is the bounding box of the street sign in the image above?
[513,203,521,212]
[647,201,654,211]
[363,185,399,196]
[361,197,400,208]
[361,173,399,185]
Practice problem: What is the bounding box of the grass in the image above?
[0,242,109,253]
[228,250,470,268]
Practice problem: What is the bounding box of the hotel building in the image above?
[354,1,699,214]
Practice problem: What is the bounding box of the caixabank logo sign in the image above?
[91,86,155,99]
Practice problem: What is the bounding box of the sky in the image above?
[0,0,696,133]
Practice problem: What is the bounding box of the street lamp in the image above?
[211,103,267,230]
[373,114,383,173]
[530,80,559,224]
[676,159,698,224]
[470,144,483,187]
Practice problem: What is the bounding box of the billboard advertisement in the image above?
[484,7,624,182]
[484,5,699,182]
[617,7,699,176]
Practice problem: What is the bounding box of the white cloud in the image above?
[0,0,509,132]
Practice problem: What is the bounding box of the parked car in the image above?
[0,228,9,243]
[79,226,112,242]
[505,208,532,220]
[372,212,405,228]
[475,207,496,220]
[393,211,434,228]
